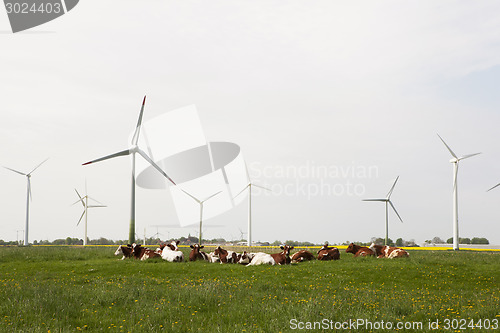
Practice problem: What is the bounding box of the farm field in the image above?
[0,246,499,332]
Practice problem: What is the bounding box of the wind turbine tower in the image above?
[82,96,176,244]
[363,176,404,245]
[437,134,481,251]
[3,158,49,245]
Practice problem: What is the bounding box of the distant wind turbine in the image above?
[234,182,271,247]
[180,189,222,245]
[82,96,176,244]
[363,176,403,246]
[73,181,106,246]
[3,158,48,246]
[437,134,481,251]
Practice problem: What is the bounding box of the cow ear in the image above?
[127,244,131,247]
[280,246,284,250]
[200,246,204,249]
[290,246,294,250]
[176,240,180,245]
[190,245,194,248]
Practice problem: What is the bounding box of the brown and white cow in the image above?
[345,243,375,257]
[114,244,133,260]
[270,245,294,265]
[316,244,340,261]
[247,245,294,266]
[237,251,255,265]
[291,250,316,263]
[214,246,237,264]
[160,240,184,262]
[189,244,209,261]
[131,243,161,260]
[369,243,409,259]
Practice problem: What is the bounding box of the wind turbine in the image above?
[73,182,106,246]
[363,176,403,246]
[3,158,48,246]
[82,96,176,244]
[234,182,271,247]
[437,134,481,251]
[180,189,222,245]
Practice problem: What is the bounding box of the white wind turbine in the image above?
[438,134,481,251]
[3,158,49,246]
[73,182,106,246]
[234,182,271,247]
[180,189,222,245]
[363,176,403,246]
[82,96,176,244]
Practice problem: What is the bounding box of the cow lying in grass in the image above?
[159,240,184,262]
[214,246,237,264]
[291,250,315,263]
[346,243,375,257]
[132,243,161,260]
[237,251,255,265]
[189,244,208,261]
[369,243,409,258]
[114,244,133,260]
[247,245,294,266]
[316,244,340,261]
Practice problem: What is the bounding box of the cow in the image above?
[346,243,375,257]
[246,252,275,266]
[369,243,409,259]
[271,245,294,265]
[248,245,294,266]
[237,251,255,265]
[132,243,161,260]
[114,244,133,260]
[207,252,220,263]
[214,246,237,264]
[291,250,316,263]
[160,240,184,262]
[189,244,209,261]
[316,244,340,261]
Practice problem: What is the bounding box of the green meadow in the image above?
[0,246,498,332]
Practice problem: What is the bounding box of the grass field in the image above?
[0,246,498,332]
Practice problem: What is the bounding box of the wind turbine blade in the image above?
[28,157,49,175]
[362,199,387,202]
[181,189,201,203]
[77,210,86,226]
[82,149,131,165]
[131,96,146,145]
[74,189,85,207]
[87,196,105,206]
[487,182,500,192]
[3,166,26,176]
[386,176,399,199]
[459,152,481,161]
[389,200,403,223]
[233,184,250,199]
[252,184,272,192]
[137,149,176,185]
[88,205,107,208]
[437,134,458,159]
[202,191,222,203]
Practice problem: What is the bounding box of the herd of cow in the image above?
[114,241,409,265]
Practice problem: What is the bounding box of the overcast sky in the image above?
[1,1,500,245]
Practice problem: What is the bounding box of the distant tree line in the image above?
[424,236,489,245]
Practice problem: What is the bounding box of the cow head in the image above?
[238,251,251,265]
[346,243,356,254]
[166,240,180,251]
[214,246,227,256]
[280,245,294,256]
